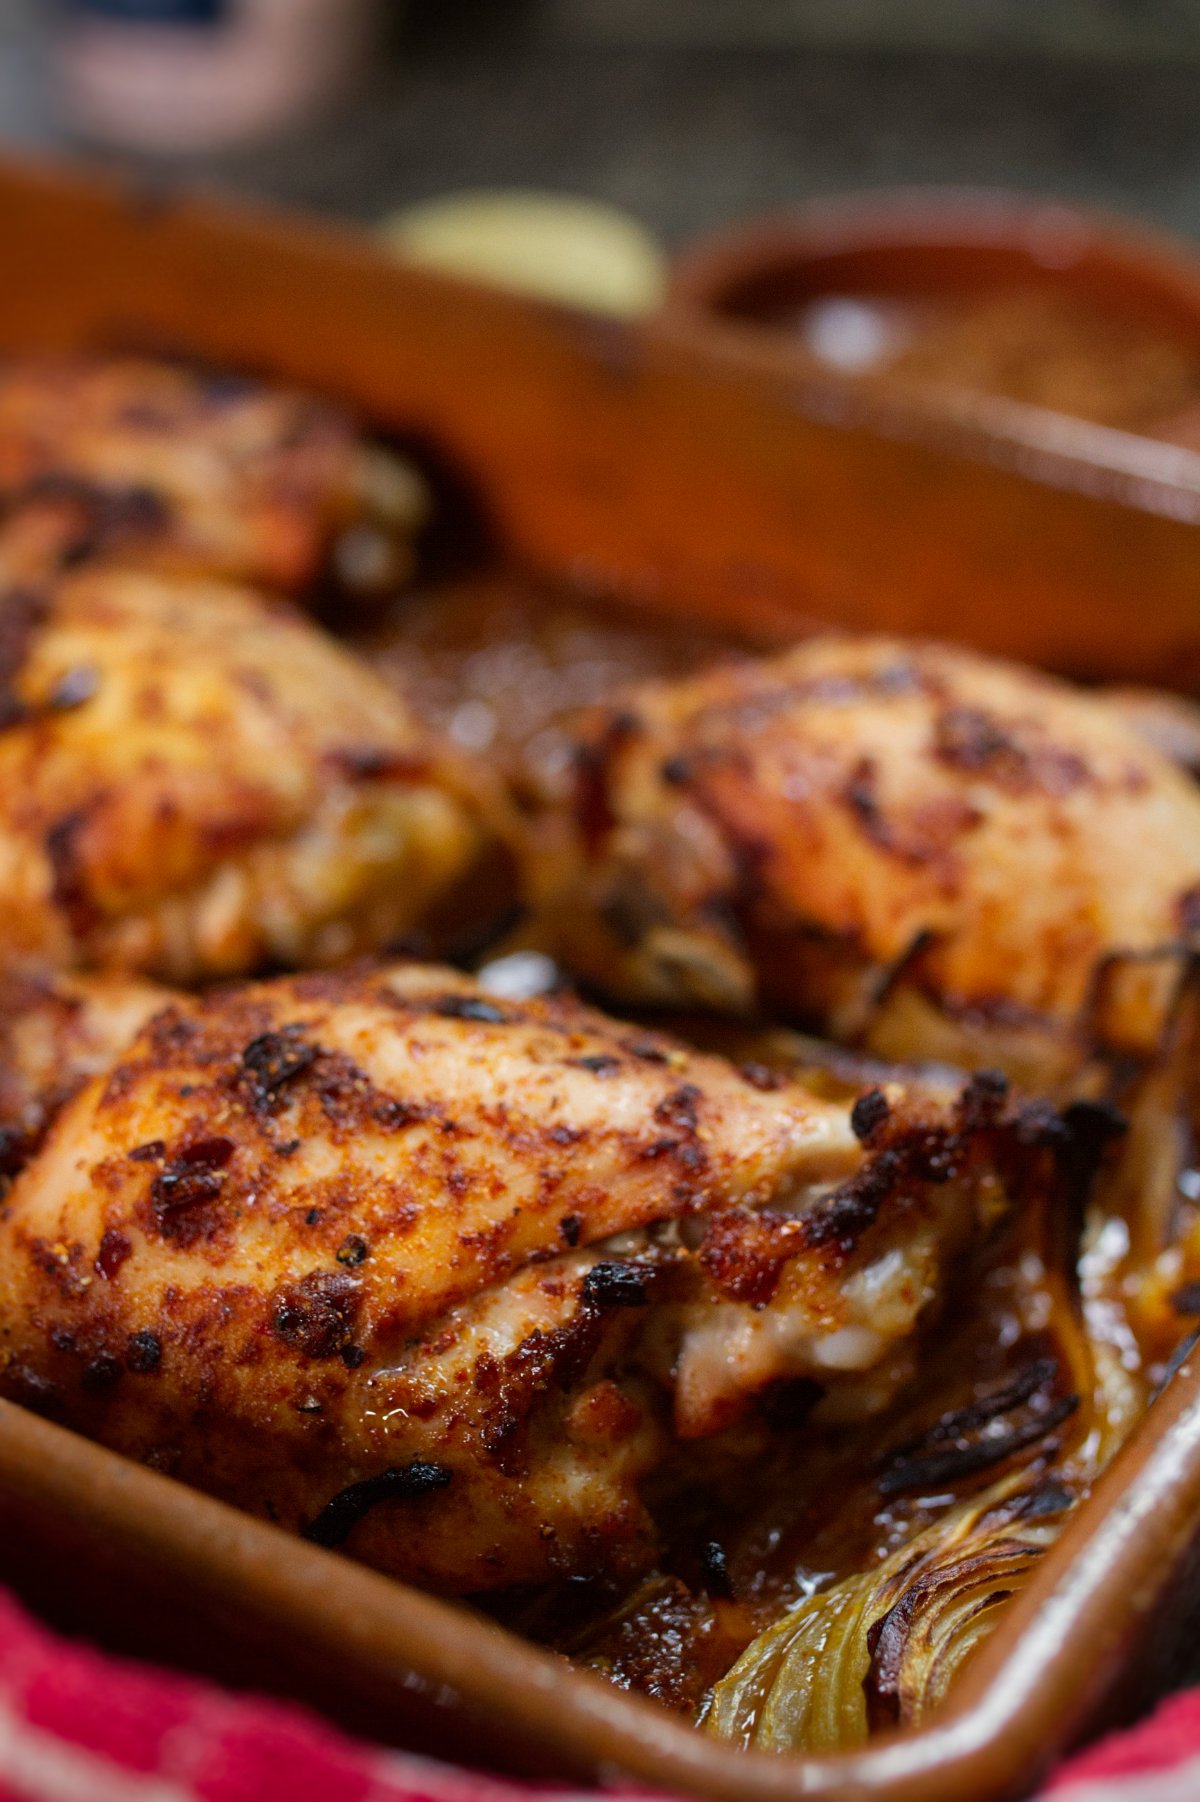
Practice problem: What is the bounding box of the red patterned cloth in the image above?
[1047,1691,1200,1800]
[0,1583,1180,1802]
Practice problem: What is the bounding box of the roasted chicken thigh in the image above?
[531,635,1200,1085]
[0,356,425,594]
[0,962,1078,1595]
[0,564,485,980]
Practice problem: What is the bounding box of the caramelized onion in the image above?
[703,1473,1068,1752]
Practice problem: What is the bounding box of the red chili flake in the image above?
[95,1229,132,1280]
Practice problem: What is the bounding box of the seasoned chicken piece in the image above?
[530,635,1200,1086]
[0,961,1079,1595]
[0,969,169,1157]
[0,356,425,595]
[0,564,486,981]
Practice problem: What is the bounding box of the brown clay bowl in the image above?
[668,187,1200,350]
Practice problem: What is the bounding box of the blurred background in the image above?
[3,1,1200,250]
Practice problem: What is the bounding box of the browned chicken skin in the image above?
[0,356,425,594]
[0,962,1076,1595]
[0,563,486,981]
[530,635,1200,1086]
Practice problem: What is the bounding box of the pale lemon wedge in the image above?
[378,190,667,318]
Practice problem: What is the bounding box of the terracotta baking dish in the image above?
[0,156,1199,1802]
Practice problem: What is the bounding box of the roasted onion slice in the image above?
[703,1470,1068,1752]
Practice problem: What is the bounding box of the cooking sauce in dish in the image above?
[792,285,1200,438]
[352,567,751,809]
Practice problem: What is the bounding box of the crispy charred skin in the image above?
[0,963,1075,1595]
[0,355,403,594]
[532,635,1200,1083]
[0,563,489,981]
